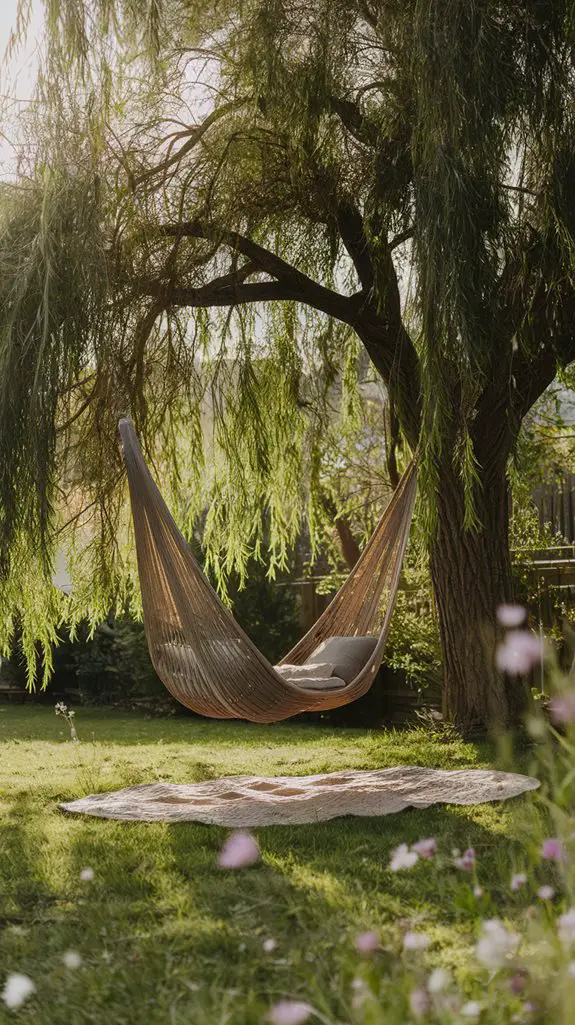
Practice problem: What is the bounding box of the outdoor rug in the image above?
[59,766,540,826]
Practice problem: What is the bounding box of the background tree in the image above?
[3,0,575,732]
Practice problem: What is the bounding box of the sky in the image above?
[0,0,42,175]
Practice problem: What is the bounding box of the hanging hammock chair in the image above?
[119,419,417,723]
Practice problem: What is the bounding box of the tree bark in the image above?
[334,514,361,569]
[429,455,529,735]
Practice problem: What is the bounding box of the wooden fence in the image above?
[532,474,575,543]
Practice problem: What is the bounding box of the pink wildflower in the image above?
[455,848,476,871]
[412,838,437,859]
[410,988,431,1017]
[495,631,543,675]
[537,885,554,901]
[541,838,565,861]
[267,1001,314,1025]
[218,830,260,869]
[497,605,527,628]
[550,693,575,725]
[509,972,528,994]
[355,931,379,955]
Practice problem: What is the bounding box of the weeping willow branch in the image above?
[134,100,247,187]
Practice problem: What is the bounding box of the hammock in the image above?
[119,419,417,722]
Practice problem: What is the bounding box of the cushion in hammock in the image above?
[274,662,335,682]
[275,664,346,690]
[306,636,378,684]
[274,662,345,690]
[297,675,346,690]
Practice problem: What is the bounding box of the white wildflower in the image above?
[62,951,82,969]
[390,843,419,871]
[511,873,527,892]
[428,967,451,993]
[266,1000,313,1025]
[351,977,369,1010]
[404,931,431,951]
[2,974,36,1010]
[475,919,519,969]
[558,908,575,949]
[461,1000,482,1019]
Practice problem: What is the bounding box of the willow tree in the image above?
[3,0,575,731]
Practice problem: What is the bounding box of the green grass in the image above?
[0,706,547,1024]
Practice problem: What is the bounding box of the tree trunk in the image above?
[334,514,361,569]
[429,457,529,735]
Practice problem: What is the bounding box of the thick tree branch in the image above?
[357,1,379,31]
[473,257,575,475]
[140,277,299,308]
[335,199,375,292]
[328,96,379,148]
[159,219,356,321]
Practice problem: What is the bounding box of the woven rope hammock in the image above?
[119,419,417,722]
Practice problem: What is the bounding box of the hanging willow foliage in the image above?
[2,0,575,687]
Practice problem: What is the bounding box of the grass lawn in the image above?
[0,706,548,1024]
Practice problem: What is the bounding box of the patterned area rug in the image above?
[59,766,540,826]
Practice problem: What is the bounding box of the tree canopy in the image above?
[3,1,575,726]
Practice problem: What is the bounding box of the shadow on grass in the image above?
[62,795,539,931]
[0,794,57,918]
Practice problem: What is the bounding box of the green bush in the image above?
[228,561,301,665]
[385,560,442,695]
[66,619,168,706]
